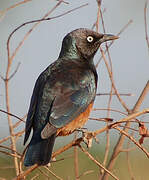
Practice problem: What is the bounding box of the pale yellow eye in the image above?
[87,36,94,42]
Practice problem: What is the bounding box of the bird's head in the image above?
[59,28,118,60]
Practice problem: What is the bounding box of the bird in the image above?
[23,28,118,166]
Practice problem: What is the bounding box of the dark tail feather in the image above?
[24,133,56,167]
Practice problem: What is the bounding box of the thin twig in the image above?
[30,174,39,180]
[114,127,149,158]
[5,1,88,177]
[0,136,11,144]
[0,150,21,159]
[14,164,38,180]
[44,166,64,180]
[92,108,149,137]
[100,48,130,112]
[0,109,25,123]
[132,80,149,112]
[96,93,134,96]
[0,145,21,156]
[102,81,149,180]
[93,108,128,116]
[77,170,94,179]
[95,20,133,67]
[52,138,83,158]
[7,3,88,66]
[15,107,149,179]
[97,6,113,178]
[74,132,79,180]
[8,62,21,81]
[38,168,51,178]
[0,0,32,21]
[144,0,149,55]
[126,133,135,180]
[78,145,119,180]
[13,114,27,128]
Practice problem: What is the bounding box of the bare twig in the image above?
[95,20,133,67]
[30,174,39,180]
[8,62,21,81]
[7,3,88,65]
[96,6,114,178]
[38,168,51,178]
[52,138,83,158]
[15,106,149,179]
[0,150,21,159]
[14,164,38,180]
[102,81,149,180]
[44,166,64,180]
[0,145,21,155]
[0,0,32,21]
[4,1,88,177]
[100,48,130,112]
[126,133,135,180]
[74,132,79,180]
[0,136,11,144]
[13,114,27,128]
[77,170,94,179]
[144,0,149,55]
[96,92,134,96]
[93,108,128,116]
[114,127,149,158]
[132,80,149,112]
[0,109,25,123]
[78,145,119,180]
[92,108,149,137]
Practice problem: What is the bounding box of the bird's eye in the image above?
[87,36,94,43]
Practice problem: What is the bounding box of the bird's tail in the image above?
[24,132,56,167]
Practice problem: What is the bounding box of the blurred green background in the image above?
[1,143,149,179]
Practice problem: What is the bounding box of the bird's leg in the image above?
[46,163,51,167]
[75,127,88,133]
[75,128,99,148]
[45,157,56,167]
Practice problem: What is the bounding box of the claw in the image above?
[75,128,99,148]
[45,157,56,167]
[75,127,88,133]
[46,163,51,167]
[82,131,99,148]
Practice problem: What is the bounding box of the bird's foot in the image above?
[75,128,99,148]
[82,131,99,148]
[75,127,88,133]
[45,157,56,167]
[46,162,51,167]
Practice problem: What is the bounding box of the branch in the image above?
[96,92,134,96]
[78,145,119,180]
[7,2,88,64]
[114,127,149,158]
[144,0,149,55]
[100,48,130,112]
[102,80,149,180]
[95,20,133,67]
[0,109,25,123]
[4,0,88,176]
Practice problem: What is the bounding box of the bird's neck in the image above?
[58,36,96,68]
[58,40,80,59]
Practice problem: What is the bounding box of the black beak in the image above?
[100,34,119,43]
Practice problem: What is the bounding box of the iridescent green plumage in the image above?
[24,28,118,166]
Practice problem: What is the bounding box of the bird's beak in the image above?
[100,34,119,43]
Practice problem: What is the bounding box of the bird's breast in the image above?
[56,102,93,136]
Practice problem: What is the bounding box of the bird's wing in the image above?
[24,61,97,142]
[24,72,46,145]
[50,87,93,127]
[41,69,96,139]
